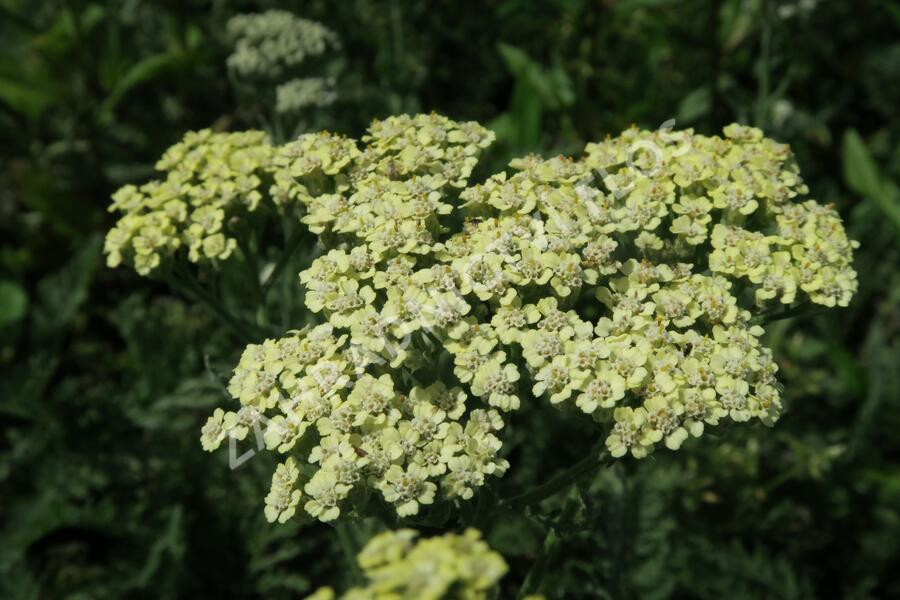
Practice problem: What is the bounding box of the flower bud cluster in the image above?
[303,528,509,600]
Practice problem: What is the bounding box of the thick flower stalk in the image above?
[303,528,511,600]
[107,113,857,524]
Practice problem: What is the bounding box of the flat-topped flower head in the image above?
[105,130,275,275]
[226,11,339,80]
[186,116,856,525]
[304,528,509,600]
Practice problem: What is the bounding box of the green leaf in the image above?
[843,130,887,199]
[495,44,573,151]
[0,281,27,328]
[129,506,185,590]
[0,71,56,121]
[677,87,712,124]
[101,51,186,114]
[497,43,534,78]
[842,129,900,238]
[719,0,761,51]
[497,43,573,109]
[32,236,102,341]
[487,513,543,557]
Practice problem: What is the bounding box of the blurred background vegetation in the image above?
[1,0,898,598]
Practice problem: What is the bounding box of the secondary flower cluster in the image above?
[201,324,509,522]
[184,114,857,522]
[303,528,510,600]
[583,123,858,308]
[227,10,340,116]
[226,10,339,80]
[709,202,857,307]
[197,116,508,523]
[290,113,495,246]
[104,130,273,275]
[275,77,338,114]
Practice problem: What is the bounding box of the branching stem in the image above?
[516,485,583,598]
[171,261,258,343]
[261,227,305,297]
[500,444,611,511]
[335,521,365,586]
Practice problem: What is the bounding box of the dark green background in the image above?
[1,0,898,598]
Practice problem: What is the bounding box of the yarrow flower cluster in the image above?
[276,77,339,114]
[104,130,274,275]
[203,324,509,522]
[303,528,511,600]
[227,10,340,114]
[226,11,339,80]
[104,113,857,523]
[200,115,508,522]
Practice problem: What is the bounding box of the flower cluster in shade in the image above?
[276,77,338,114]
[227,10,340,114]
[186,114,858,523]
[303,528,515,600]
[226,10,339,80]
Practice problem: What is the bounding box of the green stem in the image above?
[755,0,773,129]
[500,445,610,511]
[233,230,268,327]
[171,262,258,343]
[236,233,264,301]
[516,485,582,599]
[751,300,816,325]
[335,521,365,586]
[261,227,305,297]
[472,485,495,531]
[611,464,629,599]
